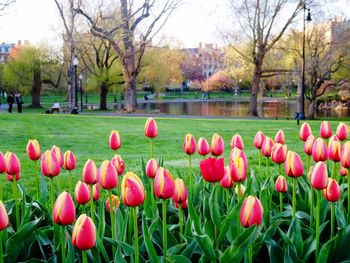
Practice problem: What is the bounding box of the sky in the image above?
[0,0,349,48]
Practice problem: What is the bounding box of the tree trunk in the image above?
[99,82,108,110]
[124,74,137,112]
[248,62,263,117]
[308,99,316,119]
[31,63,41,108]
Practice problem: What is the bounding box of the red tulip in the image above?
[183,133,196,155]
[261,136,274,157]
[98,160,118,190]
[211,133,224,156]
[284,151,304,177]
[111,155,125,176]
[199,157,225,183]
[51,145,64,167]
[41,150,61,177]
[26,139,41,161]
[74,181,91,205]
[220,166,234,188]
[109,130,121,151]
[320,121,332,139]
[340,166,348,177]
[230,153,247,183]
[254,131,265,150]
[336,122,348,141]
[106,194,120,213]
[174,199,188,209]
[154,167,175,199]
[240,196,263,228]
[146,159,159,178]
[52,191,76,225]
[63,150,77,170]
[6,172,20,182]
[271,143,288,164]
[72,214,96,250]
[121,172,145,206]
[312,138,328,162]
[275,175,288,192]
[0,200,9,231]
[197,137,210,156]
[5,151,20,175]
[231,134,244,150]
[304,135,316,156]
[0,151,5,173]
[310,162,328,190]
[83,159,98,185]
[300,122,312,141]
[341,141,350,168]
[275,129,285,144]
[172,178,188,204]
[144,117,158,138]
[323,178,340,202]
[328,136,341,162]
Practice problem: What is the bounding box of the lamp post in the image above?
[73,56,79,109]
[301,6,312,119]
[79,74,83,111]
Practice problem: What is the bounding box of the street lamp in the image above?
[73,56,79,110]
[79,74,83,111]
[301,6,312,119]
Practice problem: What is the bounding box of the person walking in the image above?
[7,93,14,113]
[15,93,23,113]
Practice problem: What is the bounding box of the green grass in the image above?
[0,114,346,198]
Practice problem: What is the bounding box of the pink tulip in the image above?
[323,178,340,202]
[341,141,350,168]
[121,172,145,206]
[0,200,9,231]
[92,184,100,201]
[231,134,244,150]
[74,181,91,205]
[41,150,61,177]
[284,151,304,177]
[240,196,263,227]
[275,175,288,192]
[154,167,175,199]
[211,133,224,156]
[51,145,64,168]
[320,121,332,139]
[253,131,265,149]
[6,172,20,182]
[300,122,312,141]
[83,159,98,185]
[144,117,158,138]
[106,195,120,213]
[230,153,247,183]
[111,155,125,176]
[340,166,348,177]
[304,135,316,156]
[312,138,328,162]
[109,130,121,151]
[26,139,41,161]
[261,136,274,157]
[98,160,118,190]
[146,159,159,178]
[63,150,77,171]
[230,147,248,169]
[52,191,76,225]
[4,151,20,175]
[174,199,188,209]
[310,162,328,190]
[274,129,285,144]
[220,166,234,188]
[328,136,341,162]
[0,151,5,173]
[183,134,196,155]
[271,143,288,164]
[72,214,96,250]
[336,122,348,141]
[172,178,188,204]
[197,137,210,156]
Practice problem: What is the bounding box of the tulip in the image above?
[340,166,348,177]
[92,184,100,201]
[230,153,247,183]
[235,184,246,196]
[75,181,91,206]
[109,130,121,151]
[341,141,350,169]
[111,155,125,176]
[320,121,332,139]
[275,175,287,213]
[300,122,312,141]
[336,122,348,141]
[312,138,328,162]
[5,151,20,175]
[0,200,9,231]
[26,139,41,161]
[329,137,341,180]
[0,152,5,174]
[197,137,210,156]
[106,194,120,213]
[271,143,287,167]
[231,134,244,150]
[261,136,273,157]
[52,191,76,225]
[144,117,158,138]
[98,160,118,190]
[254,131,265,149]
[172,178,188,241]
[230,147,248,170]
[274,129,285,144]
[63,150,76,171]
[174,199,188,209]
[6,172,20,182]
[304,135,316,156]
[210,133,224,156]
[154,167,175,199]
[72,214,96,251]
[200,157,225,183]
[41,150,61,178]
[83,159,98,185]
[324,178,340,238]
[240,196,263,227]
[221,166,234,189]
[51,145,64,168]
[183,133,196,155]
[146,159,159,179]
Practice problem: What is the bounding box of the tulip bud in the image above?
[74,181,91,205]
[341,141,350,168]
[220,166,234,188]
[154,167,175,199]
[111,155,125,176]
[183,134,196,155]
[235,184,246,196]
[106,195,120,213]
[109,130,121,151]
[323,178,340,202]
[98,160,118,190]
[172,178,188,204]
[312,138,328,162]
[304,135,316,156]
[41,150,61,178]
[261,136,274,157]
[0,200,9,231]
[91,184,100,201]
[284,151,304,177]
[26,139,41,161]
[6,172,20,182]
[0,151,5,174]
[121,172,145,206]
[254,131,265,149]
[275,129,285,144]
[72,214,96,250]
[174,199,188,209]
[320,121,332,139]
[328,136,341,162]
[271,143,288,164]
[197,137,210,156]
[230,153,247,183]
[336,122,348,141]
[310,162,328,190]
[300,122,312,141]
[340,166,348,177]
[5,151,20,175]
[146,159,159,178]
[51,145,64,168]
[144,117,158,138]
[240,196,263,228]
[83,159,98,185]
[275,175,288,192]
[199,157,225,183]
[63,150,77,171]
[52,191,76,225]
[211,133,224,156]
[231,134,244,150]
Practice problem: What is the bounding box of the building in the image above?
[0,42,15,63]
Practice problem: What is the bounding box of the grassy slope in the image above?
[0,114,346,198]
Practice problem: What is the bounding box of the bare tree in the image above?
[76,0,181,112]
[0,0,15,13]
[226,0,309,117]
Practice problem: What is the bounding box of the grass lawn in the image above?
[0,114,346,198]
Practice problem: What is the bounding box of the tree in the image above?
[201,71,235,92]
[0,0,14,13]
[227,0,308,116]
[76,0,180,112]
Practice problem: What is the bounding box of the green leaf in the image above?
[287,219,303,256]
[66,237,75,263]
[167,255,192,263]
[188,197,202,234]
[265,239,284,263]
[217,202,240,244]
[97,202,105,238]
[114,246,127,263]
[142,217,159,263]
[181,238,197,259]
[335,202,346,228]
[209,184,221,226]
[317,235,336,263]
[193,232,216,261]
[96,236,110,263]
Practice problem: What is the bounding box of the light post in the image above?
[79,74,83,111]
[73,56,79,110]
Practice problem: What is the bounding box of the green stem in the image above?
[82,250,87,263]
[332,162,336,179]
[90,186,94,222]
[310,188,314,228]
[331,202,335,238]
[306,155,310,174]
[292,178,296,220]
[226,189,230,210]
[61,226,66,263]
[12,178,19,229]
[162,199,167,262]
[179,205,183,242]
[50,178,55,210]
[108,191,116,258]
[258,150,262,176]
[248,243,253,263]
[237,182,241,203]
[68,170,72,194]
[348,172,350,224]
[34,160,40,200]
[279,192,283,213]
[0,232,3,263]
[133,207,139,263]
[189,155,193,194]
[265,157,269,179]
[150,138,154,159]
[278,164,281,175]
[150,182,155,207]
[316,190,321,262]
